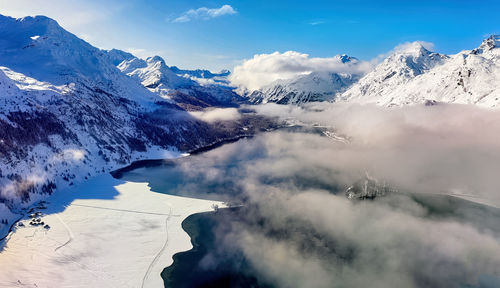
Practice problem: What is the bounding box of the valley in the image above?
[0,9,499,288]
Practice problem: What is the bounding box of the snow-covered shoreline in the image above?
[0,172,224,288]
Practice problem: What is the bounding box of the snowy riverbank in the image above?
[0,173,224,288]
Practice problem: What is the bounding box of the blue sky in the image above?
[1,0,499,71]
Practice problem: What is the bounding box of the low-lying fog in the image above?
[152,103,500,287]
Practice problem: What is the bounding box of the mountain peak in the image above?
[219,69,231,75]
[15,15,60,31]
[0,13,110,84]
[393,42,431,56]
[147,56,166,65]
[473,35,500,54]
[106,49,135,66]
[336,54,357,63]
[117,57,147,74]
[19,15,58,24]
[0,14,64,43]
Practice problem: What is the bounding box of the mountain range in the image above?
[0,13,499,230]
[0,14,273,230]
[341,36,500,107]
[251,36,500,107]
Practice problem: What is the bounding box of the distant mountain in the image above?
[340,36,500,107]
[249,70,361,104]
[0,14,272,224]
[248,55,365,104]
[115,54,245,109]
[1,12,499,229]
[170,66,230,78]
[245,36,500,108]
[118,56,196,91]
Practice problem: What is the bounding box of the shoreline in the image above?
[111,134,254,179]
[0,215,23,242]
[0,135,254,287]
[0,135,253,287]
[160,207,272,288]
[0,175,225,288]
[0,132,255,243]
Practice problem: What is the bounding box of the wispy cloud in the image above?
[173,4,237,23]
[308,19,326,26]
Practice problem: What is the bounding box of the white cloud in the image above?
[230,40,438,92]
[393,41,435,53]
[158,103,500,287]
[229,51,373,91]
[366,40,437,68]
[250,102,500,205]
[308,20,326,26]
[189,107,240,123]
[173,4,237,23]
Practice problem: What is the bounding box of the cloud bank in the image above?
[189,107,241,123]
[173,4,237,23]
[164,103,500,287]
[229,51,373,91]
[229,41,438,92]
[251,103,500,204]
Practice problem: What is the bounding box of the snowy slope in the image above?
[119,56,196,93]
[248,55,365,104]
[246,36,500,107]
[341,36,500,107]
[0,15,155,106]
[105,48,136,66]
[0,14,274,224]
[0,175,225,288]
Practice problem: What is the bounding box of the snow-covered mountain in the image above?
[340,43,447,104]
[341,36,500,107]
[0,14,274,227]
[116,54,245,109]
[244,36,500,108]
[249,70,361,104]
[0,15,156,106]
[1,12,499,234]
[118,56,196,91]
[170,66,231,85]
[248,55,364,104]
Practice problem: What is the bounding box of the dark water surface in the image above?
[161,208,274,288]
[115,133,500,288]
[116,137,277,287]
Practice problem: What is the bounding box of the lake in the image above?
[117,130,500,288]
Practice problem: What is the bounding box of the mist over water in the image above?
[122,103,500,288]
